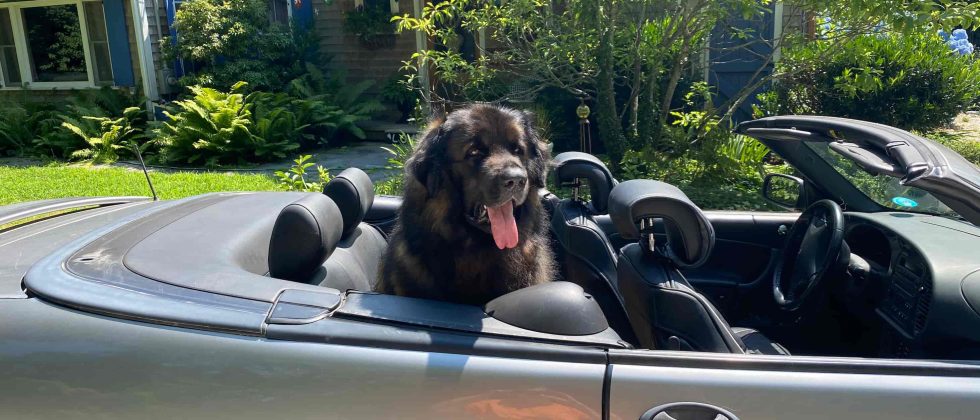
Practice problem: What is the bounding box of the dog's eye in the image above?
[510,145,523,155]
[467,148,483,158]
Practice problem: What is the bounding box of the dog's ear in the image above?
[408,118,450,197]
[520,110,550,187]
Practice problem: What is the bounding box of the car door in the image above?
[606,350,980,420]
[599,211,799,321]
[2,295,610,420]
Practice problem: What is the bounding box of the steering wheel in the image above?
[773,199,846,311]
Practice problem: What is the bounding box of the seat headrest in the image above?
[269,194,344,282]
[552,152,617,213]
[323,168,375,238]
[608,180,714,268]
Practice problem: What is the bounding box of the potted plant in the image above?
[344,3,397,50]
[380,74,418,123]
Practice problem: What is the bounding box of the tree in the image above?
[395,0,980,164]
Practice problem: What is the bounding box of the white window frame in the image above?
[0,0,108,90]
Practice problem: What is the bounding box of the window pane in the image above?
[0,8,20,84]
[22,5,87,82]
[84,2,113,84]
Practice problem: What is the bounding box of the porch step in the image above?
[358,120,420,142]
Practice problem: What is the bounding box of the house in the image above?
[0,0,418,107]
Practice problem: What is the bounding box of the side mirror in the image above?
[763,173,806,210]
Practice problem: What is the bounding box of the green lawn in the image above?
[0,164,282,206]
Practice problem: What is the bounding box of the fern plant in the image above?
[62,107,145,164]
[156,82,298,166]
[0,102,33,156]
[274,154,331,192]
[715,135,771,180]
[249,91,311,149]
[288,67,384,143]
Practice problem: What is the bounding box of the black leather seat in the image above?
[266,169,387,291]
[268,194,345,283]
[549,152,636,345]
[609,179,788,355]
[317,168,388,291]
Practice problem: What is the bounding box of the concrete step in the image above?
[358,120,420,142]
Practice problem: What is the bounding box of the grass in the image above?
[0,164,282,206]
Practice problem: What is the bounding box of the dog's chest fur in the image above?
[378,191,554,306]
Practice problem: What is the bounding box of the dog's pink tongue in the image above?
[486,201,519,250]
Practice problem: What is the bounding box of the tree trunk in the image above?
[636,63,659,149]
[659,35,691,127]
[595,0,626,165]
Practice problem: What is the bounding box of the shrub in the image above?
[380,73,419,123]
[948,140,980,166]
[374,133,418,195]
[274,154,331,192]
[765,33,980,131]
[0,87,144,159]
[155,82,298,166]
[287,68,384,143]
[0,102,41,156]
[163,0,314,91]
[619,132,783,211]
[928,131,980,167]
[62,107,145,164]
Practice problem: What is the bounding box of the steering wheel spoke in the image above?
[773,200,845,311]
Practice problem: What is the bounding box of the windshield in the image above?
[803,142,961,219]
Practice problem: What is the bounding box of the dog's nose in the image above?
[501,167,528,191]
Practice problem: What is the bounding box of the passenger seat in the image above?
[549,152,636,345]
[316,168,388,291]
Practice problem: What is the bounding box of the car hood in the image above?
[736,115,980,225]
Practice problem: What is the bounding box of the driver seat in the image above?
[609,180,789,355]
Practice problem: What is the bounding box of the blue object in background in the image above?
[103,0,135,87]
[938,29,975,55]
[892,197,919,208]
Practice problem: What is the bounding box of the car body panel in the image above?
[610,362,980,419]
[0,200,155,298]
[1,298,606,420]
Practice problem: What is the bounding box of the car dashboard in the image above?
[842,212,980,359]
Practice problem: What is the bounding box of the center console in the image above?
[878,250,932,340]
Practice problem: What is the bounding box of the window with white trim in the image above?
[0,0,113,89]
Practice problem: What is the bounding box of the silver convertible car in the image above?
[3,116,980,420]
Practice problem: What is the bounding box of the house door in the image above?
[707,4,776,123]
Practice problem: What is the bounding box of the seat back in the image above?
[549,152,636,344]
[610,180,746,353]
[318,168,388,292]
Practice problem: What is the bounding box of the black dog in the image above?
[377,104,554,305]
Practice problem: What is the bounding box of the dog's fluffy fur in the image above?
[376,104,554,305]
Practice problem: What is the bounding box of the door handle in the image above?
[639,402,739,420]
